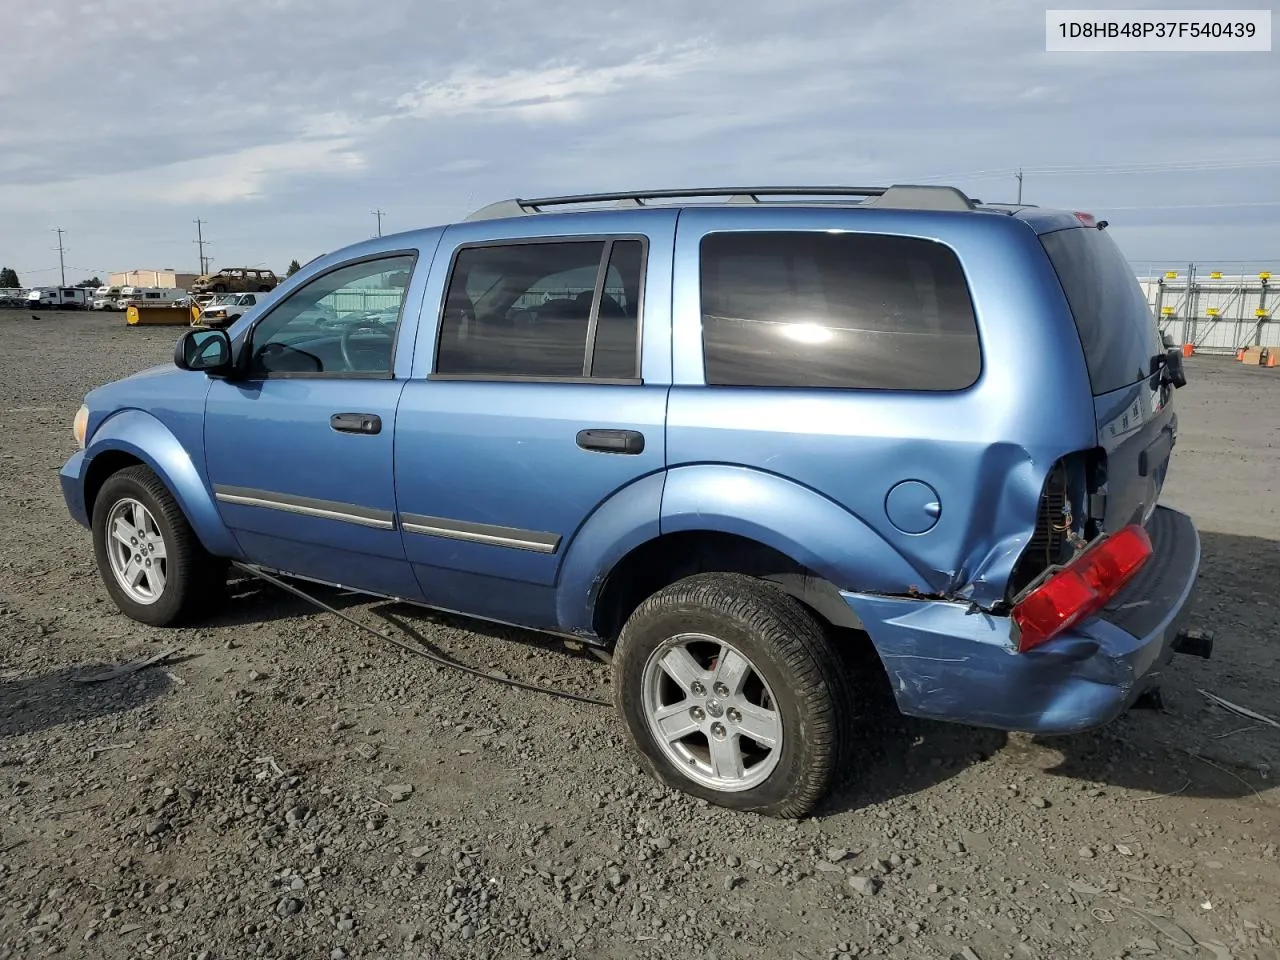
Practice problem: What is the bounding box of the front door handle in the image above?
[331,412,381,435]
[576,428,644,455]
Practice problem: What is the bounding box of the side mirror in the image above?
[174,328,232,374]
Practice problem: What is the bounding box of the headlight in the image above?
[73,404,89,450]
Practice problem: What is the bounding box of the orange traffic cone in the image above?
[1236,348,1246,361]
[1181,343,1195,357]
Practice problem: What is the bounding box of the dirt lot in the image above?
[1,311,1277,960]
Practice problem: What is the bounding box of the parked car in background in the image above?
[193,292,275,328]
[191,267,279,295]
[60,184,1204,818]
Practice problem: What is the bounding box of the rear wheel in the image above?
[91,465,227,626]
[612,573,852,818]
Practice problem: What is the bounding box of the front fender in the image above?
[80,409,241,558]
[555,471,666,635]
[660,465,928,595]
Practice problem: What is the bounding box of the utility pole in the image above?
[194,219,208,274]
[53,227,67,286]
[372,209,385,238]
[1016,168,1024,205]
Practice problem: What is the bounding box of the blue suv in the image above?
[61,185,1203,818]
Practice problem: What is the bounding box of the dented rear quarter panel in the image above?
[665,205,1099,608]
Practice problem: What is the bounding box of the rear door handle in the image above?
[331,412,381,435]
[576,428,644,455]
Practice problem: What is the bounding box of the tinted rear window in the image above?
[1040,226,1162,396]
[699,231,981,390]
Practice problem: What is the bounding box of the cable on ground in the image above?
[232,562,612,708]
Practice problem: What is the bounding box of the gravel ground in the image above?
[1,311,1277,960]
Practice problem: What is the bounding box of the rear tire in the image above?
[612,573,853,818]
[91,465,227,626]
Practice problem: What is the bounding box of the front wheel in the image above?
[612,573,853,818]
[91,465,226,626]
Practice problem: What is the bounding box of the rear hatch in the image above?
[1040,224,1174,534]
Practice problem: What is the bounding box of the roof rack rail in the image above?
[463,184,977,221]
[975,201,1040,215]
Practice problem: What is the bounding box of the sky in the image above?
[1,0,1277,286]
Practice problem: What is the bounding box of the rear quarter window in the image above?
[699,231,982,390]
[1039,226,1163,396]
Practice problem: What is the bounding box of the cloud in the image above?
[0,137,365,209]
[395,43,713,123]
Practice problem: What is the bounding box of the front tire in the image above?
[612,573,852,818]
[91,465,226,626]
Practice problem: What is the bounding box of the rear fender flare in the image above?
[83,409,241,558]
[660,465,928,595]
[555,472,666,635]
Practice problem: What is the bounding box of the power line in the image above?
[372,209,385,237]
[909,156,1280,185]
[1102,199,1280,211]
[53,228,67,286]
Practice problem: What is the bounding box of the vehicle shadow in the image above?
[201,571,375,628]
[0,662,172,739]
[200,569,609,671]
[818,528,1280,815]
[371,602,611,670]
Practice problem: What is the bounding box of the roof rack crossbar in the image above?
[463,184,978,221]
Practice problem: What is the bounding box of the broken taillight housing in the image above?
[1010,523,1153,652]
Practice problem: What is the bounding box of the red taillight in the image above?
[1073,211,1097,226]
[1011,523,1153,653]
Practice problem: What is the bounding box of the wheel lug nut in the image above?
[690,681,706,697]
[726,707,741,724]
[713,682,730,698]
[689,706,705,722]
[710,722,727,740]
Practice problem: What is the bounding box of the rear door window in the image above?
[699,231,982,390]
[1040,226,1163,396]
[434,238,645,380]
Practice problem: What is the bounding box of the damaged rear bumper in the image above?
[843,505,1202,735]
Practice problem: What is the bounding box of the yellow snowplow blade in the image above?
[125,304,193,326]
